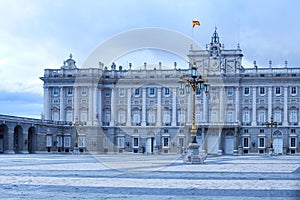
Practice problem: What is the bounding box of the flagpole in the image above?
[192,26,194,40]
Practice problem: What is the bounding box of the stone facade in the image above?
[1,29,299,155]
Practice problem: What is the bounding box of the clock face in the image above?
[210,59,219,71]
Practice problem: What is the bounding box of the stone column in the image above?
[4,130,15,154]
[59,87,65,121]
[268,86,272,120]
[235,87,240,123]
[110,88,115,126]
[73,86,79,121]
[283,86,288,126]
[43,86,50,120]
[98,88,102,125]
[171,88,177,126]
[251,87,257,126]
[93,86,98,125]
[233,127,239,155]
[88,86,94,125]
[126,88,131,126]
[219,87,225,122]
[203,92,207,123]
[156,87,162,126]
[141,88,147,126]
[217,128,223,155]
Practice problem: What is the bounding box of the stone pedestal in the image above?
[233,150,238,156]
[217,150,223,155]
[269,148,277,156]
[183,143,207,164]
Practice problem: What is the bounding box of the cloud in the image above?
[0,90,43,118]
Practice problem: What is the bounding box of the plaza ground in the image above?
[0,153,299,199]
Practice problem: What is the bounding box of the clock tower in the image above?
[188,28,243,76]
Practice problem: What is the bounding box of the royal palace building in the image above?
[2,29,298,155]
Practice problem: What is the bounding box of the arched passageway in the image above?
[28,127,36,154]
[0,124,8,153]
[14,125,23,153]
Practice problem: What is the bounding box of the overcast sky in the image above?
[0,0,299,118]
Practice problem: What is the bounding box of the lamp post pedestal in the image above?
[269,147,276,156]
[183,143,207,164]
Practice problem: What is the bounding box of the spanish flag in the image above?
[192,20,200,28]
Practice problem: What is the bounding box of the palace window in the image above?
[163,110,171,125]
[64,136,71,147]
[163,137,169,148]
[227,87,233,96]
[196,111,203,123]
[258,137,265,148]
[243,137,249,148]
[105,89,111,97]
[179,111,186,124]
[149,88,155,96]
[148,110,156,124]
[133,137,139,148]
[178,137,184,147]
[274,110,282,123]
[53,87,59,96]
[132,111,141,124]
[46,135,52,147]
[242,111,250,123]
[78,136,85,148]
[56,136,62,147]
[260,129,264,133]
[290,110,298,123]
[118,110,126,124]
[67,87,73,96]
[290,137,296,148]
[291,87,297,95]
[164,88,170,96]
[244,87,250,95]
[275,87,281,95]
[227,111,233,122]
[259,87,265,95]
[81,87,87,96]
[119,88,125,97]
[134,88,140,96]
[258,111,266,123]
[117,137,124,148]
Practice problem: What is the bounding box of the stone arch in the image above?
[28,126,36,154]
[14,125,23,153]
[273,130,283,137]
[226,131,234,137]
[0,124,8,153]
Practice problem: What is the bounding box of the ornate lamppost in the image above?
[72,119,85,154]
[74,120,79,148]
[266,115,277,156]
[179,60,209,163]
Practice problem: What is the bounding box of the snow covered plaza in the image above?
[0,154,299,199]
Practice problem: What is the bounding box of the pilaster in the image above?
[156,87,162,126]
[283,86,288,126]
[171,88,177,126]
[59,87,65,121]
[141,88,146,126]
[126,88,131,126]
[251,87,257,126]
[110,88,115,126]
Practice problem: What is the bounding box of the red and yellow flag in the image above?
[192,20,200,28]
